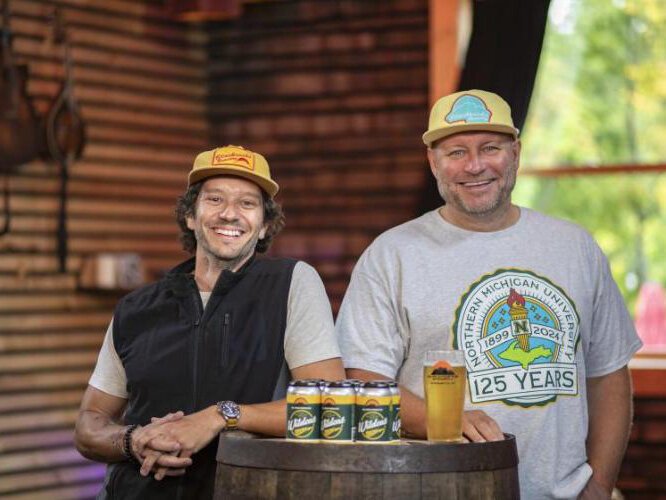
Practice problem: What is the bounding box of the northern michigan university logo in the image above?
[453,269,581,407]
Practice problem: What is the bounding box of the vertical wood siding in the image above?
[0,1,206,497]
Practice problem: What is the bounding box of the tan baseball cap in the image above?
[422,89,519,147]
[187,145,279,197]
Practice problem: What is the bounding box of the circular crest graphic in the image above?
[453,269,580,407]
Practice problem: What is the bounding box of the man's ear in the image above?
[426,148,438,178]
[512,139,522,170]
[511,139,522,156]
[259,224,267,240]
[186,214,195,231]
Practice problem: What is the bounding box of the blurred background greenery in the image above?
[514,0,666,314]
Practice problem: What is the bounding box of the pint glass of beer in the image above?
[423,350,466,442]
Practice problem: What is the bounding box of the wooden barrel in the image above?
[215,432,519,499]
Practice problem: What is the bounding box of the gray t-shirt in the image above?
[90,261,341,398]
[336,208,641,500]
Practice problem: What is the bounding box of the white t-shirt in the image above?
[90,261,340,398]
[336,208,642,500]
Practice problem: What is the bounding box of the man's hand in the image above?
[131,419,182,458]
[153,406,225,457]
[150,411,185,425]
[140,448,192,480]
[129,412,193,479]
[462,409,504,442]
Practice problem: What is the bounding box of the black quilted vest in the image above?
[100,256,296,500]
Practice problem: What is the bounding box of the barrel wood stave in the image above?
[215,433,520,499]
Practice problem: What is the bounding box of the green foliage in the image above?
[514,174,666,311]
[515,0,666,314]
[524,0,666,166]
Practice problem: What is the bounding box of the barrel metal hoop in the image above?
[217,432,518,474]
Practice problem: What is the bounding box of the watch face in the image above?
[221,401,240,419]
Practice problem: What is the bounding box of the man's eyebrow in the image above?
[202,188,261,199]
[201,188,262,202]
[482,140,509,145]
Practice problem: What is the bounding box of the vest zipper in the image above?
[221,312,231,369]
[190,286,204,412]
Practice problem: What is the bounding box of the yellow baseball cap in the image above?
[188,145,279,197]
[422,89,519,147]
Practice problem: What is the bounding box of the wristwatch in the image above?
[216,400,241,430]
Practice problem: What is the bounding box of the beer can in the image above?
[387,381,401,442]
[320,381,355,443]
[286,380,321,442]
[355,381,393,443]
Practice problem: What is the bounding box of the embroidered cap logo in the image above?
[212,148,255,171]
[445,95,493,124]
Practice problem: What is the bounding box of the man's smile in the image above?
[456,178,497,192]
[211,226,245,238]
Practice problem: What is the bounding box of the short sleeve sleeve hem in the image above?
[284,261,341,370]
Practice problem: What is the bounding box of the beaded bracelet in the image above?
[122,424,140,464]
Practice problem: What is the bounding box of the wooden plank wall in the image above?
[0,1,206,497]
[619,371,666,498]
[206,0,430,311]
[620,396,666,498]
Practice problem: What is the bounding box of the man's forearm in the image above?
[397,386,428,439]
[238,400,288,437]
[75,410,129,462]
[586,366,633,493]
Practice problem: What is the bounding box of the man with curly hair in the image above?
[75,145,344,499]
